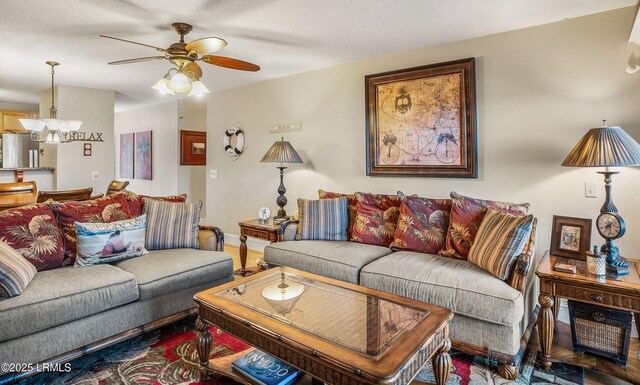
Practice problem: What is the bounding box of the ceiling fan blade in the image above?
[108,56,166,65]
[100,35,166,53]
[201,55,260,72]
[186,37,227,54]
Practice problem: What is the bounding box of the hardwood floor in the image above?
[222,246,633,384]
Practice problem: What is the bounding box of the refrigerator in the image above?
[0,134,40,168]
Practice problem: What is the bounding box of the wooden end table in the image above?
[536,251,640,382]
[237,219,280,276]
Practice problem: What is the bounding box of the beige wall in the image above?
[178,98,207,214]
[114,98,207,217]
[114,101,179,197]
[207,7,640,256]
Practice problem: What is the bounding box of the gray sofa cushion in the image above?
[113,249,233,300]
[360,251,523,327]
[0,264,138,342]
[264,241,393,284]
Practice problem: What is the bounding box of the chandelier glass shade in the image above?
[152,67,210,97]
[19,61,83,144]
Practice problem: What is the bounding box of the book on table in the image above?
[232,349,302,385]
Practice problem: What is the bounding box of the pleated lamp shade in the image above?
[260,138,303,164]
[562,126,640,167]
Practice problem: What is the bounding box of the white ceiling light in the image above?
[19,61,83,144]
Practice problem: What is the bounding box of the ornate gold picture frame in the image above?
[365,58,477,178]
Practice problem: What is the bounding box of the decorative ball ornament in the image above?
[222,123,246,160]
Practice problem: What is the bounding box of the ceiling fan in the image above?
[101,22,260,96]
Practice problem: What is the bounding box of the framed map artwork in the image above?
[365,58,477,178]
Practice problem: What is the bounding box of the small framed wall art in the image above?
[365,58,477,178]
[119,133,134,178]
[134,131,152,180]
[180,130,207,165]
[550,215,592,261]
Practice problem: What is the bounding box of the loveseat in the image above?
[264,191,539,380]
[0,193,234,384]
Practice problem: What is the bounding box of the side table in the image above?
[237,219,280,276]
[536,251,640,382]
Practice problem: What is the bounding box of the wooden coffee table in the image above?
[194,267,453,385]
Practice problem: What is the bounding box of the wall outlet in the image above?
[209,169,218,179]
[91,171,100,181]
[585,182,597,198]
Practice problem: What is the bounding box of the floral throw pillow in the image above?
[439,191,530,260]
[390,193,452,254]
[48,194,133,264]
[318,189,358,240]
[351,192,401,247]
[0,203,65,271]
[115,190,187,217]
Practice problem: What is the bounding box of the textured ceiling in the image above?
[0,0,636,112]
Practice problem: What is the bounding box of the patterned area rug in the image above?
[19,316,583,385]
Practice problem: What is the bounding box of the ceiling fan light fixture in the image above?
[168,72,192,93]
[187,80,210,97]
[151,77,175,95]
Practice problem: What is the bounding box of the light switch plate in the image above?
[209,169,218,179]
[91,171,100,181]
[585,182,597,198]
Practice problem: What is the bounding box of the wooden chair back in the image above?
[0,181,38,210]
[37,187,94,203]
[106,180,130,196]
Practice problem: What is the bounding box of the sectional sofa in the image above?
[0,195,234,384]
[264,198,539,380]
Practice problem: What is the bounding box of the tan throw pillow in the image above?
[468,208,534,280]
[0,240,37,297]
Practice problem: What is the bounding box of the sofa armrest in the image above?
[277,220,299,242]
[198,225,224,251]
[507,217,538,292]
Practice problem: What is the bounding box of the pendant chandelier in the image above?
[19,61,83,144]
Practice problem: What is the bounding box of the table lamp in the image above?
[562,120,640,275]
[260,137,303,223]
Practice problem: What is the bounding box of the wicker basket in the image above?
[568,300,632,366]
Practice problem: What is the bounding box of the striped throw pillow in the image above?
[0,240,37,297]
[295,197,348,241]
[143,199,202,250]
[468,208,534,280]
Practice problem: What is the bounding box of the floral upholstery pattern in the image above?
[116,190,187,217]
[318,189,358,240]
[48,194,133,264]
[390,193,452,254]
[0,203,64,271]
[439,191,530,260]
[352,193,401,247]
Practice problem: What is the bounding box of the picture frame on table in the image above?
[550,215,592,261]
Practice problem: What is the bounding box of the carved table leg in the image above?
[538,294,555,371]
[497,363,518,380]
[432,338,452,385]
[196,316,213,379]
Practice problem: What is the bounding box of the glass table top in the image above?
[215,270,430,360]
